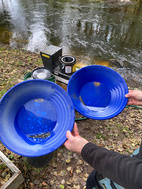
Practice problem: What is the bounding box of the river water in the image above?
[0,0,142,88]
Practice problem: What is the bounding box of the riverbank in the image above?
[0,43,142,189]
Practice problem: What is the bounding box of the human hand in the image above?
[64,123,89,154]
[125,90,142,106]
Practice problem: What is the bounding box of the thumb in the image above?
[66,130,74,141]
[64,130,74,148]
[125,93,131,98]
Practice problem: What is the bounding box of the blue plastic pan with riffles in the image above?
[67,65,128,120]
[0,80,75,157]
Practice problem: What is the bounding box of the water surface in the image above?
[0,0,142,88]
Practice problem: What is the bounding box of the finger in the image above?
[125,90,134,98]
[125,93,130,98]
[64,130,74,149]
[71,126,75,136]
[127,98,135,105]
[66,130,73,140]
[125,93,132,98]
[71,123,77,136]
[74,122,79,136]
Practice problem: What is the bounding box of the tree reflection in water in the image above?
[0,0,142,87]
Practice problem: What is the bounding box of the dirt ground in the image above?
[0,43,142,189]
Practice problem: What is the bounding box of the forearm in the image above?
[81,143,142,189]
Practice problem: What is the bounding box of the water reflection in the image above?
[0,0,28,46]
[0,0,142,87]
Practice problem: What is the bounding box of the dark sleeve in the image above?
[138,142,142,159]
[81,142,142,189]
